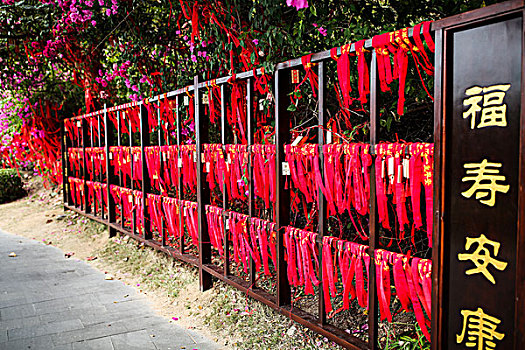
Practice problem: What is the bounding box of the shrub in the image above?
[0,169,27,204]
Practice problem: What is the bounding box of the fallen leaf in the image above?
[8,252,16,257]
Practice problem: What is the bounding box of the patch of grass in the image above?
[96,236,198,299]
[203,285,345,350]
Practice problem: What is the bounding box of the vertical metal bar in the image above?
[176,95,184,253]
[65,121,73,206]
[367,51,379,350]
[221,84,230,277]
[195,76,213,291]
[247,77,256,288]
[140,103,152,240]
[158,103,166,246]
[317,61,327,325]
[98,113,104,219]
[105,107,117,237]
[275,69,292,306]
[431,28,444,350]
[82,117,90,213]
[117,111,123,189]
[130,112,136,234]
[61,120,67,206]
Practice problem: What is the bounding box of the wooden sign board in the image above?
[438,5,525,349]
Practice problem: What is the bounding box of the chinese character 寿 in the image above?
[462,159,509,207]
[458,234,508,284]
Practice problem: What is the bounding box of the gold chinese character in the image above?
[457,307,504,350]
[463,84,511,129]
[462,159,509,207]
[458,234,507,284]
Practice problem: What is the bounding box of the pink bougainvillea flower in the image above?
[286,0,308,10]
[252,39,259,45]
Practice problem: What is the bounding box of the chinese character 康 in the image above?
[458,234,508,284]
[463,84,511,129]
[457,307,504,350]
[462,159,509,207]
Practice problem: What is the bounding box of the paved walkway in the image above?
[0,229,219,350]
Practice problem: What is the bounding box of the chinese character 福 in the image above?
[463,84,511,129]
[462,159,509,207]
[458,234,508,284]
[457,307,504,350]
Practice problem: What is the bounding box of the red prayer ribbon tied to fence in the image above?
[322,144,371,239]
[205,205,225,256]
[225,144,248,202]
[228,211,252,274]
[371,23,435,115]
[160,145,180,194]
[250,218,277,276]
[252,144,276,207]
[283,226,321,296]
[68,148,83,175]
[320,237,431,341]
[85,180,108,212]
[203,144,227,193]
[180,144,198,193]
[85,147,107,180]
[85,115,104,141]
[181,200,199,246]
[109,147,132,184]
[285,143,321,206]
[160,196,183,240]
[110,185,141,228]
[374,142,434,246]
[68,177,84,206]
[144,146,163,191]
[64,118,81,143]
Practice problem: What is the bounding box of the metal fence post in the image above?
[195,76,213,291]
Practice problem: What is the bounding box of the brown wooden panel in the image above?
[443,15,522,350]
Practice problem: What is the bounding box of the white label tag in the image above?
[163,152,166,162]
[225,218,229,230]
[403,159,410,178]
[291,136,303,147]
[100,154,104,160]
[282,162,291,176]
[326,131,332,144]
[109,153,113,160]
[184,96,189,106]
[193,151,197,162]
[206,162,210,172]
[258,99,264,111]
[387,157,394,176]
[129,194,133,201]
[178,158,183,167]
[201,153,205,163]
[202,94,209,105]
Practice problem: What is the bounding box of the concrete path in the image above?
[0,229,219,350]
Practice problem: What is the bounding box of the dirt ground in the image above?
[0,178,233,348]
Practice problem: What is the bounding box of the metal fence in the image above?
[59,3,525,347]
